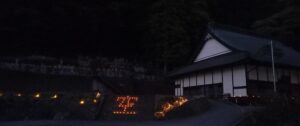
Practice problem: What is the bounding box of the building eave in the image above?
[169,52,249,77]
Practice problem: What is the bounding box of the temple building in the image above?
[170,24,300,97]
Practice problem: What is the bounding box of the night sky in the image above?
[0,1,144,58]
[1,0,299,61]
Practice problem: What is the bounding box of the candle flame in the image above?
[79,100,85,105]
[34,93,40,98]
[154,97,188,119]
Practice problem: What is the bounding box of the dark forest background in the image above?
[0,0,299,71]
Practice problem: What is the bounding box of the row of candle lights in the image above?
[78,97,100,105]
[0,92,51,99]
[112,111,137,115]
[112,96,139,115]
[0,91,102,105]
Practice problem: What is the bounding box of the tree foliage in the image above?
[252,1,300,49]
[142,0,209,72]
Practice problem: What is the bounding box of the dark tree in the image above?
[142,0,209,72]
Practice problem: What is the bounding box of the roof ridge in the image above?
[208,23,276,41]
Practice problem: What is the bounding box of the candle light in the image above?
[96,92,101,98]
[16,93,22,97]
[34,93,40,98]
[51,94,58,99]
[79,99,85,105]
[93,99,97,104]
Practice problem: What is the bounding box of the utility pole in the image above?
[271,40,277,93]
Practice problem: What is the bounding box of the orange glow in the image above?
[79,99,85,105]
[154,111,165,118]
[162,102,174,113]
[112,111,137,115]
[154,97,188,119]
[177,97,188,105]
[34,93,40,98]
[0,92,3,97]
[51,94,58,99]
[93,99,98,103]
[112,96,138,115]
[173,100,180,107]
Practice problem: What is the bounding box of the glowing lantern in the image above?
[112,96,138,115]
[93,99,98,104]
[16,93,22,97]
[51,94,58,99]
[79,99,85,105]
[96,92,101,98]
[34,93,40,98]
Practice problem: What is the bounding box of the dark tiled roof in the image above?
[210,25,300,67]
[170,24,300,77]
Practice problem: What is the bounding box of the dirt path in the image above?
[0,100,251,126]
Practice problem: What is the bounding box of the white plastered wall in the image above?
[194,34,231,62]
[174,65,248,97]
